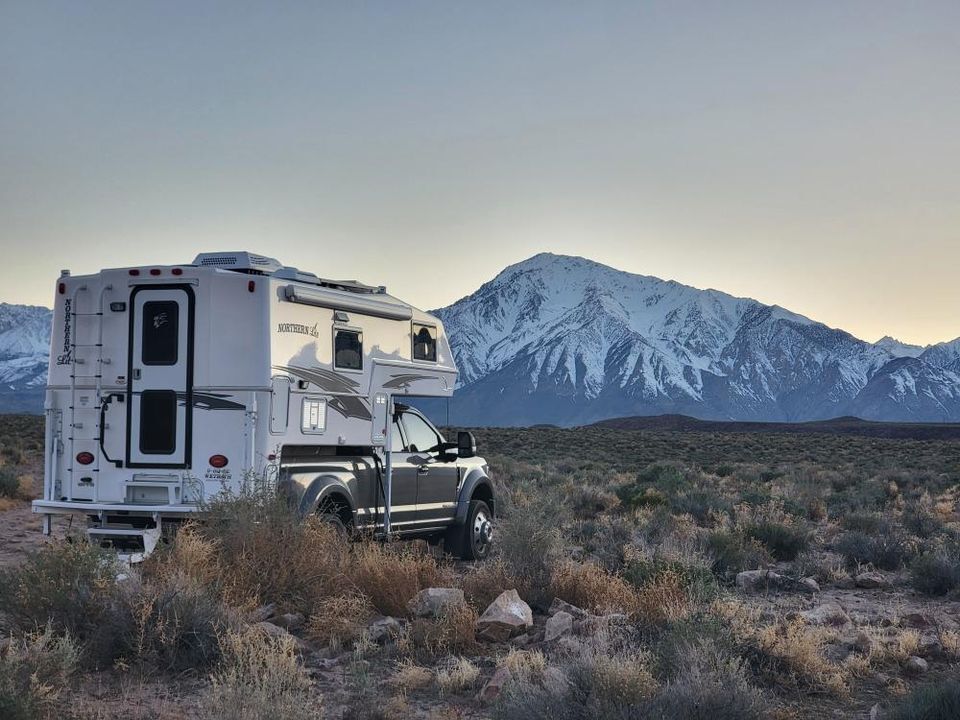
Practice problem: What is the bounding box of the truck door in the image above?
[126,286,194,468]
[398,411,459,525]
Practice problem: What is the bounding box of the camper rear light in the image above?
[248,280,256,293]
[58,283,65,295]
[209,454,229,468]
[128,269,141,276]
[149,268,161,276]
[76,451,95,465]
[171,267,183,276]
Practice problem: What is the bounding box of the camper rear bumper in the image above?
[32,499,200,517]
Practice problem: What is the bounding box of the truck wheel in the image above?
[318,512,348,541]
[456,500,493,561]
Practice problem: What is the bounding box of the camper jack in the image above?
[34,251,495,560]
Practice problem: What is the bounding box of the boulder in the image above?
[800,602,849,627]
[245,603,277,623]
[544,611,574,642]
[368,616,403,644]
[549,597,588,619]
[901,612,936,630]
[476,590,533,642]
[736,569,781,592]
[799,577,821,593]
[917,634,944,659]
[477,666,512,704]
[272,612,305,631]
[903,656,929,675]
[407,588,465,618]
[855,572,889,589]
[254,621,291,639]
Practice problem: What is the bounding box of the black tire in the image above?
[317,511,349,541]
[451,500,493,561]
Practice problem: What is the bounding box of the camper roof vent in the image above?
[192,252,283,274]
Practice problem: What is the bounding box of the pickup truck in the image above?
[279,403,495,559]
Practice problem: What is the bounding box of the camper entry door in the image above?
[126,286,194,469]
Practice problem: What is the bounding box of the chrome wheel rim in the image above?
[472,509,492,553]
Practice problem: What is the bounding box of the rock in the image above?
[549,597,588,619]
[478,666,512,704]
[273,612,305,631]
[855,572,889,589]
[510,633,531,647]
[800,602,849,627]
[543,666,568,694]
[573,613,628,636]
[736,569,781,592]
[407,588,465,618]
[368,616,402,644]
[834,577,857,590]
[477,590,533,642]
[544,611,574,642]
[917,634,944,659]
[903,656,929,675]
[245,603,277,623]
[799,577,821,593]
[901,612,935,630]
[870,703,883,720]
[254,621,291,639]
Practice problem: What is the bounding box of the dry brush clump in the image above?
[0,625,80,720]
[549,561,640,616]
[343,540,452,617]
[200,626,320,720]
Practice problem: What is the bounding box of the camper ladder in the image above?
[67,283,112,501]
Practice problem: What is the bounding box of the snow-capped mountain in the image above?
[1,255,958,425]
[0,303,52,413]
[433,253,960,426]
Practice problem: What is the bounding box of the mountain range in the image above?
[431,253,960,426]
[2,254,958,426]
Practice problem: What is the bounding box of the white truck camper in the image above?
[34,252,495,561]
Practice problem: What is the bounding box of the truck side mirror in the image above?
[457,431,476,459]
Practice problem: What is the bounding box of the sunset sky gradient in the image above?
[1,1,958,345]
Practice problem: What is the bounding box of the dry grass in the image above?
[305,592,374,649]
[345,541,452,617]
[753,619,848,695]
[549,561,640,615]
[435,656,480,695]
[462,558,519,611]
[634,569,691,623]
[200,627,320,720]
[0,625,80,719]
[405,602,479,659]
[388,659,434,692]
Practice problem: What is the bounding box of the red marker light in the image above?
[149,268,161,276]
[209,454,228,468]
[76,451,94,465]
[58,283,65,295]
[171,267,183,276]
[129,269,140,276]
[247,280,256,293]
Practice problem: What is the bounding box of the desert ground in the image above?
[1,414,959,719]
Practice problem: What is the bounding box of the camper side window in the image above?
[334,329,362,370]
[412,324,437,362]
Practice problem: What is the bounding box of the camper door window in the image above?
[413,323,437,362]
[334,329,363,370]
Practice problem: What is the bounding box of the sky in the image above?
[1,1,958,346]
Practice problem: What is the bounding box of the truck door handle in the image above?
[132,369,141,380]
[418,466,429,475]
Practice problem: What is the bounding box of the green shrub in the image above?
[0,467,19,498]
[0,541,125,663]
[909,548,960,597]
[671,488,731,525]
[704,530,772,577]
[834,530,914,570]
[742,520,810,561]
[887,679,960,720]
[0,626,79,720]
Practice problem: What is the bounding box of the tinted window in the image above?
[334,330,362,370]
[400,412,442,454]
[140,390,177,454]
[413,324,437,362]
[142,301,179,365]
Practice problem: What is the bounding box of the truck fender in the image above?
[453,468,495,525]
[280,468,358,525]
